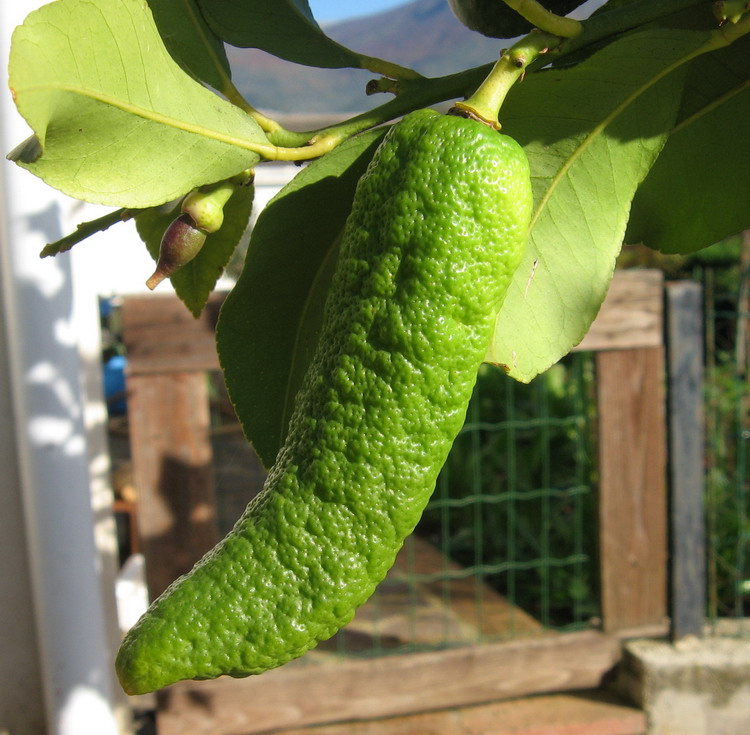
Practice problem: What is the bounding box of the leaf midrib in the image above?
[529,34,707,235]
[672,78,750,135]
[21,82,262,152]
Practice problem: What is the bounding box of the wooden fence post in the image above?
[665,281,706,641]
[596,346,668,634]
[122,294,224,598]
[126,371,218,598]
[583,269,669,634]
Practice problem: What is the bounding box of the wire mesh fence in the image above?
[116,252,749,670]
[699,261,750,633]
[209,353,601,662]
[316,355,601,660]
[209,257,750,658]
[418,357,600,632]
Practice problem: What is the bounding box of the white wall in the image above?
[0,15,296,729]
[0,3,129,734]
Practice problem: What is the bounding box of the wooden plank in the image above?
[157,631,622,735]
[121,292,224,375]
[120,269,662,377]
[596,347,668,633]
[128,372,219,598]
[275,690,646,735]
[574,269,663,353]
[665,281,706,640]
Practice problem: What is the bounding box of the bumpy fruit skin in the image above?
[116,109,532,695]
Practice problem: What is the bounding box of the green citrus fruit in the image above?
[116,108,532,695]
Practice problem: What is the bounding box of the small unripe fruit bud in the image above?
[181,190,226,234]
[146,213,207,290]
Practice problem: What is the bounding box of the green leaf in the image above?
[486,29,709,383]
[146,0,232,92]
[217,128,387,468]
[8,0,265,208]
[136,183,255,316]
[196,0,362,68]
[448,0,588,39]
[626,36,750,254]
[135,200,179,249]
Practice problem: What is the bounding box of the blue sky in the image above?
[309,0,408,23]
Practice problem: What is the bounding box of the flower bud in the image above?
[146,213,207,290]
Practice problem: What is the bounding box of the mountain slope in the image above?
[227,0,503,114]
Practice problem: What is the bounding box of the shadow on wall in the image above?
[1,194,122,733]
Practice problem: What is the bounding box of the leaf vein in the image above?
[22,83,259,152]
[529,43,703,235]
[673,78,750,135]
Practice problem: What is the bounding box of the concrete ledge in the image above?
[615,636,750,735]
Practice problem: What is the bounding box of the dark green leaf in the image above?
[196,0,362,68]
[217,128,387,468]
[626,35,750,253]
[448,0,587,39]
[147,0,232,92]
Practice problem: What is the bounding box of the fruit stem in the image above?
[457,31,557,128]
[502,0,583,38]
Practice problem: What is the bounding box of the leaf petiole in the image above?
[357,55,424,81]
[222,85,285,135]
[250,133,342,162]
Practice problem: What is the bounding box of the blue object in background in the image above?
[99,295,114,319]
[103,354,128,415]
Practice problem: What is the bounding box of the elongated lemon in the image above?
[116,108,532,694]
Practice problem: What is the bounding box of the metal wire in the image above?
[702,262,750,634]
